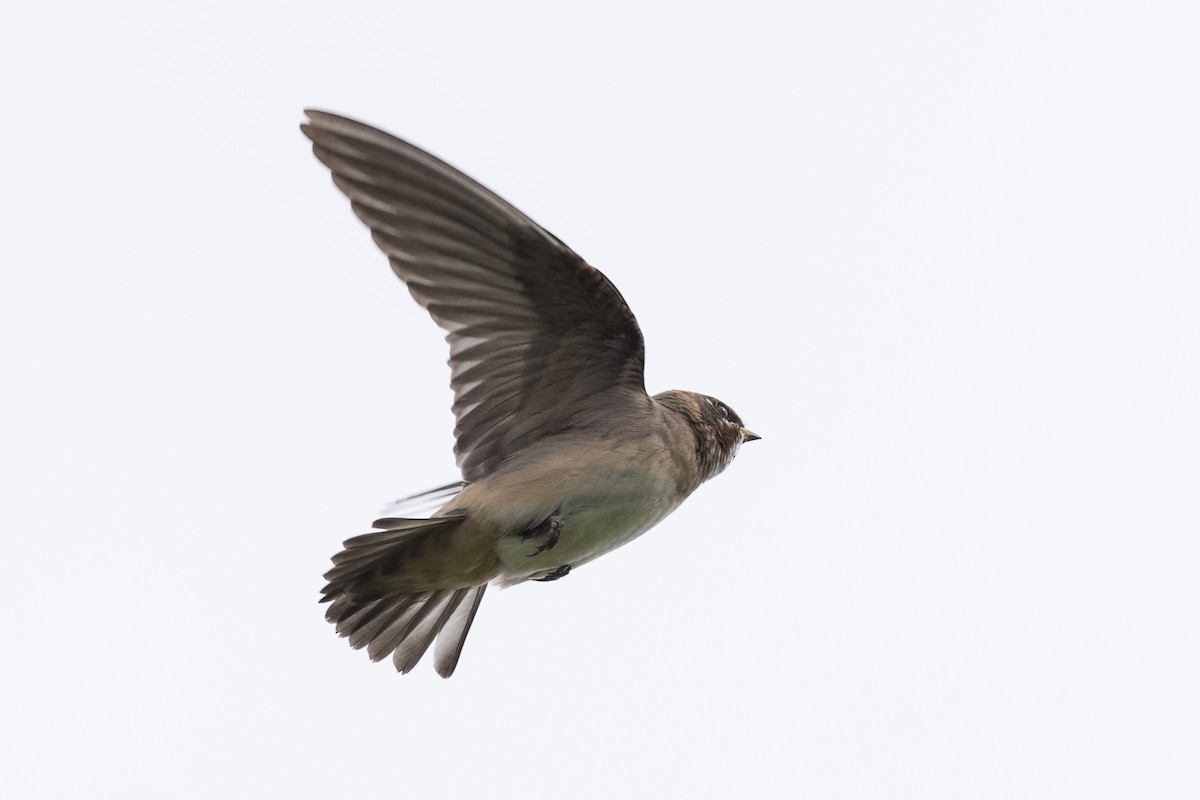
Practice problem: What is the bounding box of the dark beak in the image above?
[740,427,761,443]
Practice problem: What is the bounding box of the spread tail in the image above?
[321,516,494,677]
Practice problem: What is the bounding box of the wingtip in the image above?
[299,109,339,139]
[302,108,370,133]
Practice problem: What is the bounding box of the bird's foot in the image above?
[534,565,571,582]
[521,514,563,556]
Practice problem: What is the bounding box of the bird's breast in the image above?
[455,435,685,586]
[494,472,679,584]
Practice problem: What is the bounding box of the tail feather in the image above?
[367,589,450,661]
[323,517,465,587]
[321,515,491,677]
[434,585,487,678]
[330,595,382,630]
[392,588,470,673]
[345,596,419,650]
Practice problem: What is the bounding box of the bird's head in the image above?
[656,390,760,482]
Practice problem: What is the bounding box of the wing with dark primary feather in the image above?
[301,111,648,481]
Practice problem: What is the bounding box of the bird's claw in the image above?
[521,514,563,556]
[534,565,571,582]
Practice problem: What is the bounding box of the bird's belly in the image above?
[491,470,679,585]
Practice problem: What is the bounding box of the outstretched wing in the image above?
[301,111,647,481]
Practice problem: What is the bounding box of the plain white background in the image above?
[3,2,1197,797]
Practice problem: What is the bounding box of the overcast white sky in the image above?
[3,2,1198,798]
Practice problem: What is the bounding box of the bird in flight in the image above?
[302,110,758,677]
